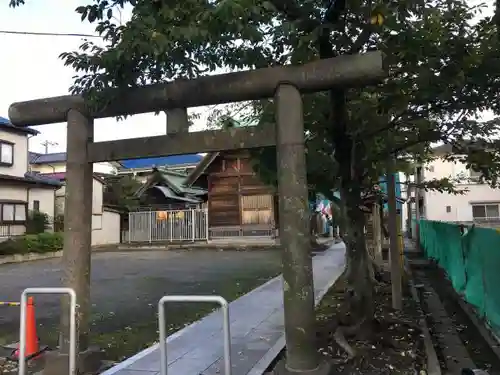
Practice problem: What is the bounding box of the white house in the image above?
[54,178,121,246]
[0,117,61,238]
[417,145,500,226]
[29,151,118,175]
[28,152,122,246]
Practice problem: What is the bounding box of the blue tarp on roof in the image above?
[29,153,203,169]
[120,155,203,169]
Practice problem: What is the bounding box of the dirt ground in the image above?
[311,272,426,375]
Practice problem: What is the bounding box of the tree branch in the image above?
[349,24,374,54]
[267,0,319,33]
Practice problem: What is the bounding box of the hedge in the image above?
[0,232,64,256]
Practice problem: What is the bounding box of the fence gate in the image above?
[128,209,208,243]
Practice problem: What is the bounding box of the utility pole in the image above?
[41,140,58,154]
[405,173,412,239]
[415,166,422,251]
[387,159,402,310]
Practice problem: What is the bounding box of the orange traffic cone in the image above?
[12,297,49,361]
[22,297,39,359]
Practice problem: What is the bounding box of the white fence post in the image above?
[128,212,131,243]
[205,208,209,241]
[149,211,153,243]
[191,209,196,242]
[169,213,173,241]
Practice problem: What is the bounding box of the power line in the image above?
[0,29,101,38]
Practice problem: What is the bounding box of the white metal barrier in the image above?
[158,295,231,375]
[128,209,208,243]
[18,287,77,375]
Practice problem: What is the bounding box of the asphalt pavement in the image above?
[0,249,282,360]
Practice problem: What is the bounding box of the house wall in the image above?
[56,178,104,217]
[30,161,116,174]
[91,210,121,246]
[0,129,28,178]
[0,185,27,201]
[0,185,57,236]
[29,188,56,222]
[0,185,56,218]
[30,162,66,174]
[422,157,500,223]
[207,152,275,228]
[0,185,28,238]
[55,179,120,245]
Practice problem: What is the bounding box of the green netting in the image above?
[419,220,500,336]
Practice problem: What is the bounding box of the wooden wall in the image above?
[207,151,276,228]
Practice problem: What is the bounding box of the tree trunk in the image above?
[341,183,375,324]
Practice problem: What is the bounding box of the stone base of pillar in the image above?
[38,346,105,375]
[287,360,331,375]
[270,358,331,375]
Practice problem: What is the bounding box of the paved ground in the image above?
[102,242,346,375]
[0,250,282,360]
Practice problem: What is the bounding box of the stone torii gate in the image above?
[9,51,386,374]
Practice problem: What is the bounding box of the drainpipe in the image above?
[27,134,35,172]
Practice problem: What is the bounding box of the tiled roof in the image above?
[0,172,62,187]
[24,172,62,186]
[153,186,202,203]
[0,116,39,136]
[29,152,67,164]
[35,172,67,181]
[37,172,105,184]
[135,168,207,202]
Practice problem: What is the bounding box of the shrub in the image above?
[0,232,64,256]
[26,210,50,234]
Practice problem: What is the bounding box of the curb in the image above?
[0,251,63,265]
[113,243,282,251]
[0,250,62,265]
[453,289,500,361]
[0,239,337,265]
[405,258,442,375]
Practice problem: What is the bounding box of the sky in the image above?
[0,0,214,154]
[0,0,495,155]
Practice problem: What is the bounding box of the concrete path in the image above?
[102,242,346,375]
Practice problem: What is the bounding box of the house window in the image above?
[0,141,13,166]
[33,200,40,212]
[446,206,451,213]
[472,204,500,220]
[0,202,27,224]
[14,204,26,221]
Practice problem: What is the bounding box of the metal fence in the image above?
[128,209,208,243]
